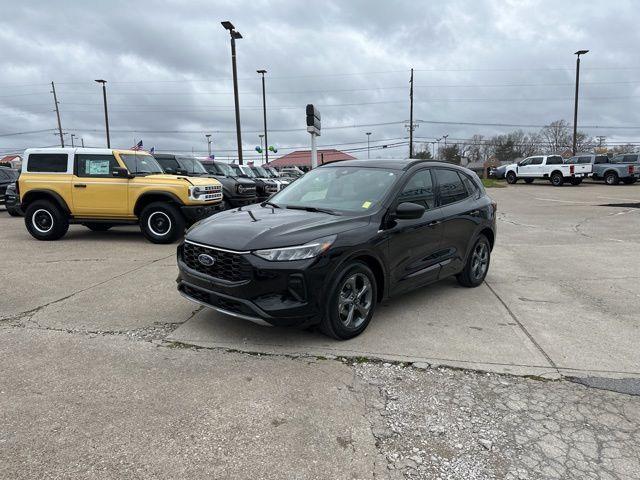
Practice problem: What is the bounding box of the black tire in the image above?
[524,178,534,184]
[84,223,112,232]
[320,261,377,340]
[457,235,491,288]
[570,178,582,186]
[24,200,69,241]
[506,171,517,184]
[139,202,185,244]
[605,171,619,185]
[551,172,564,186]
[7,207,22,217]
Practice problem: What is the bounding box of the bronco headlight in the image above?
[253,235,336,261]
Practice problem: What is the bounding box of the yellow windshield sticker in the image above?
[362,201,372,209]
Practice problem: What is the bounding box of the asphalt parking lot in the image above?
[2,182,639,380]
[2,182,640,479]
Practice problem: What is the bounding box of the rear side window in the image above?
[578,156,592,164]
[435,169,468,206]
[75,154,119,177]
[546,156,564,165]
[594,156,609,164]
[623,154,638,163]
[398,169,435,209]
[27,153,68,173]
[461,173,480,198]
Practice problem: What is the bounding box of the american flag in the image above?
[149,147,155,154]
[131,140,143,151]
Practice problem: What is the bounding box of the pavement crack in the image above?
[485,280,560,376]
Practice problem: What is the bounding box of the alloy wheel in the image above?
[471,242,489,281]
[337,273,373,330]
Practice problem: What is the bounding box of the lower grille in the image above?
[182,241,252,282]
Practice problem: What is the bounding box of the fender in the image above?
[326,245,390,301]
[21,189,71,214]
[134,191,184,215]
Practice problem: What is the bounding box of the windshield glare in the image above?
[252,166,269,177]
[268,166,399,213]
[216,163,235,176]
[239,166,256,178]
[177,157,208,174]
[119,154,164,175]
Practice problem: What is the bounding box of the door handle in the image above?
[427,220,441,227]
[467,210,480,217]
[74,184,87,188]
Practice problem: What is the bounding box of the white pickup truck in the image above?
[504,155,592,186]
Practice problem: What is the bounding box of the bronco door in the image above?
[72,153,128,216]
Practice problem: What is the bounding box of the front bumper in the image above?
[176,241,332,327]
[181,203,224,223]
[226,195,258,208]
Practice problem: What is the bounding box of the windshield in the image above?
[176,157,208,174]
[252,166,269,177]
[239,165,256,178]
[265,167,279,178]
[268,166,399,213]
[216,162,235,176]
[119,153,164,175]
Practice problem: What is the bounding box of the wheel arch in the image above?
[334,250,387,303]
[21,189,70,215]
[134,191,183,217]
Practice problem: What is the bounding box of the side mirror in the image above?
[394,202,425,220]
[112,167,131,179]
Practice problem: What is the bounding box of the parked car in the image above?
[249,165,289,191]
[505,155,591,186]
[177,159,496,339]
[0,166,19,205]
[19,148,223,243]
[155,154,257,209]
[565,153,639,185]
[229,163,278,201]
[280,166,305,176]
[489,164,508,179]
[263,166,292,188]
[4,182,22,216]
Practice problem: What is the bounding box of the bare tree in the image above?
[539,120,571,154]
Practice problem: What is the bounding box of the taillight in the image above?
[629,165,634,175]
[570,165,575,175]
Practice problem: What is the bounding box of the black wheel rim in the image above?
[32,209,53,233]
[338,273,372,330]
[471,242,489,281]
[148,211,171,236]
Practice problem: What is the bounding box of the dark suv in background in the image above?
[177,159,496,340]
[229,163,278,202]
[154,154,257,209]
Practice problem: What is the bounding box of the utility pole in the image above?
[573,50,589,155]
[258,134,264,163]
[81,137,84,148]
[95,79,110,148]
[366,132,372,158]
[70,134,76,147]
[205,134,212,156]
[409,68,414,158]
[257,70,268,165]
[51,81,64,147]
[222,21,244,164]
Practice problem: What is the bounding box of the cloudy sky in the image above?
[1,0,639,160]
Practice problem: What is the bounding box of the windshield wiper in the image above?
[261,200,281,209]
[285,205,340,216]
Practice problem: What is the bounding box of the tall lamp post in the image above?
[573,49,589,155]
[205,134,212,156]
[94,79,110,148]
[366,132,372,158]
[70,134,76,147]
[221,21,244,164]
[258,134,264,163]
[256,69,269,165]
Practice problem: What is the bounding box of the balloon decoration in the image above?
[255,146,263,153]
[208,154,215,160]
[268,145,278,153]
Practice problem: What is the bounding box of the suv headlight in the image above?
[253,235,336,261]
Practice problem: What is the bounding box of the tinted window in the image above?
[594,156,609,164]
[519,158,532,166]
[398,169,435,209]
[76,154,119,177]
[156,157,181,172]
[461,173,480,198]
[176,157,208,174]
[530,157,543,165]
[623,155,638,163]
[578,156,592,164]
[27,153,68,173]
[546,156,564,165]
[435,169,468,206]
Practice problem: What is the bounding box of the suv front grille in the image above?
[182,241,252,282]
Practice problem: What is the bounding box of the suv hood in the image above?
[186,203,370,251]
[137,174,222,187]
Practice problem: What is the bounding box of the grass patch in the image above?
[482,178,507,188]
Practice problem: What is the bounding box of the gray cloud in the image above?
[1,0,639,159]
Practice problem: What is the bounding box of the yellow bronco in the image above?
[18,148,223,243]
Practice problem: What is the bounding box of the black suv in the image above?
[154,154,257,209]
[229,163,278,201]
[177,159,497,339]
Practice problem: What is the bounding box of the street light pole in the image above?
[257,69,269,165]
[366,132,372,158]
[573,49,589,155]
[258,134,264,164]
[205,134,212,156]
[94,79,110,148]
[70,134,75,148]
[222,21,244,164]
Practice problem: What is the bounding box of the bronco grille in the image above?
[182,241,252,282]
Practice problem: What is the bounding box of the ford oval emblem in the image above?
[198,253,215,266]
